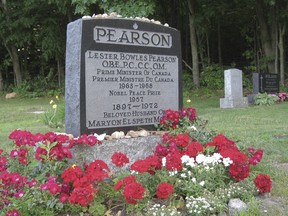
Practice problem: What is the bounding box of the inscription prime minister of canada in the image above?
[65,18,182,136]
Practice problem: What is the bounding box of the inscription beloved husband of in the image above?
[65,18,182,137]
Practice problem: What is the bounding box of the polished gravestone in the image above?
[248,73,279,104]
[65,17,182,137]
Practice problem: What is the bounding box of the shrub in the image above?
[254,93,279,106]
[200,64,225,90]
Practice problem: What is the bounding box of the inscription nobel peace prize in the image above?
[85,50,179,129]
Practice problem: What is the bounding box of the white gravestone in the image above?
[220,69,248,108]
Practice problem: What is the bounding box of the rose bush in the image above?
[0,107,272,215]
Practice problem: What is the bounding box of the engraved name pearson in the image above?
[94,26,172,48]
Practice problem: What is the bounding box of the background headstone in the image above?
[65,17,182,137]
[248,73,279,104]
[220,69,248,108]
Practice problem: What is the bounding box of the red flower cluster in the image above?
[73,134,101,147]
[229,162,250,181]
[123,182,145,204]
[156,182,174,199]
[160,109,180,129]
[155,133,203,159]
[185,141,204,158]
[40,176,61,195]
[248,148,263,165]
[205,134,253,181]
[5,209,21,216]
[114,175,145,204]
[130,155,162,174]
[60,160,110,206]
[10,148,28,165]
[61,165,83,183]
[180,107,197,121]
[8,130,101,164]
[0,170,32,207]
[159,108,197,130]
[165,151,182,171]
[69,184,97,206]
[9,129,36,147]
[0,155,7,172]
[205,134,237,152]
[254,174,272,193]
[111,152,129,167]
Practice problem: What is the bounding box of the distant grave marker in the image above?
[248,73,279,103]
[220,69,248,108]
[65,17,182,137]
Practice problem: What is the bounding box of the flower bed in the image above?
[0,108,272,215]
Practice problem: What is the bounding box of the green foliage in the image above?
[254,93,279,106]
[72,0,156,17]
[182,70,194,92]
[43,96,65,128]
[11,72,63,98]
[200,64,226,90]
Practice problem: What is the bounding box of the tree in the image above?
[0,0,28,86]
[72,0,156,17]
[187,0,200,87]
[255,0,288,85]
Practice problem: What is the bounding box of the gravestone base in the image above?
[72,135,161,172]
[247,94,257,104]
[220,97,248,108]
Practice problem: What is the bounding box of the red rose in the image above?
[111,152,129,167]
[254,174,272,193]
[156,182,174,199]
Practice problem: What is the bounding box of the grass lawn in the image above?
[0,97,63,149]
[1,95,288,213]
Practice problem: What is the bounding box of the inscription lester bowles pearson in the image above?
[65,18,182,136]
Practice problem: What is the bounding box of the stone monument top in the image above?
[65,14,182,137]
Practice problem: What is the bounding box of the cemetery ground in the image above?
[1,93,288,215]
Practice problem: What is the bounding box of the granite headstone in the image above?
[220,69,248,108]
[248,73,279,103]
[65,17,182,137]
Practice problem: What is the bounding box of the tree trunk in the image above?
[1,0,22,86]
[57,56,65,87]
[206,33,210,64]
[188,0,200,88]
[278,24,286,86]
[0,70,3,91]
[255,0,275,73]
[217,19,222,65]
[10,45,22,86]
